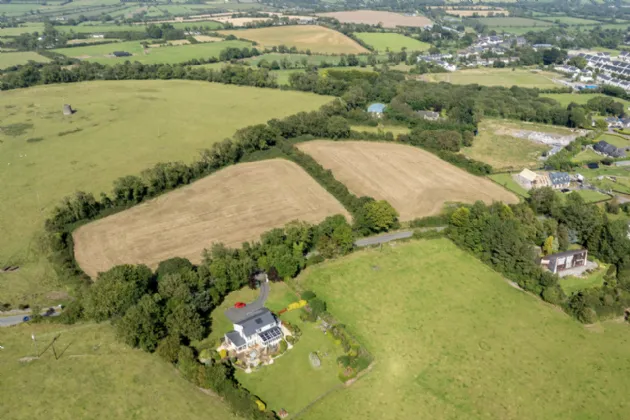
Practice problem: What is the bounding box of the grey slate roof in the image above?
[549,172,571,185]
[236,308,277,338]
[594,140,626,158]
[226,330,246,347]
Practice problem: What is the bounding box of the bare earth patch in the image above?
[73,159,350,278]
[297,140,518,220]
[317,10,432,28]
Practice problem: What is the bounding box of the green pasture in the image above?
[0,80,332,305]
[0,51,51,70]
[425,68,560,89]
[353,32,430,52]
[297,239,630,420]
[538,16,602,25]
[542,93,630,108]
[488,173,530,198]
[350,125,410,136]
[0,322,240,419]
[569,189,611,203]
[52,40,250,65]
[245,53,383,67]
[0,23,46,36]
[469,17,552,27]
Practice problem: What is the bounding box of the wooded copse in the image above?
[448,189,630,323]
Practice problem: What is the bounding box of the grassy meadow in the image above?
[0,322,241,420]
[353,32,430,52]
[542,93,630,108]
[297,239,630,420]
[219,26,369,54]
[488,173,530,198]
[462,119,571,171]
[0,80,332,305]
[559,263,608,295]
[0,51,51,69]
[424,68,560,88]
[52,39,251,65]
[469,17,552,27]
[572,149,602,163]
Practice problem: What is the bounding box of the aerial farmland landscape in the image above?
[4,0,630,419]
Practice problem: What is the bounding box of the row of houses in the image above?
[593,140,627,158]
[416,54,457,71]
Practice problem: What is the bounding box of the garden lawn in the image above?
[572,149,602,163]
[0,51,51,69]
[424,68,560,88]
[236,310,346,415]
[297,239,630,420]
[0,322,241,420]
[560,263,608,295]
[0,80,332,306]
[488,173,530,198]
[353,32,430,52]
[52,40,251,64]
[571,189,611,203]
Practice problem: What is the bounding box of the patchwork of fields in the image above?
[52,39,251,65]
[73,159,350,277]
[297,140,518,220]
[297,239,630,420]
[0,80,332,302]
[219,26,368,54]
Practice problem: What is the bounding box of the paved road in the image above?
[0,312,60,327]
[354,227,446,248]
[224,281,269,323]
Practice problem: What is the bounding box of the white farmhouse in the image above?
[224,308,284,352]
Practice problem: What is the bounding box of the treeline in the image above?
[0,61,278,90]
[448,188,630,323]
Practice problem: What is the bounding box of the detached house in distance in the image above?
[540,249,588,275]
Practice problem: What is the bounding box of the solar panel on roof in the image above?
[259,327,282,343]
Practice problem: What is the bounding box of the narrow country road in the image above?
[354,227,445,247]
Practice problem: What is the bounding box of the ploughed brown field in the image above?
[316,10,432,28]
[73,159,350,278]
[297,140,518,220]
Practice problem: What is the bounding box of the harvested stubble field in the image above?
[297,141,518,220]
[219,26,368,54]
[317,10,432,28]
[353,32,430,52]
[73,159,350,277]
[444,8,509,17]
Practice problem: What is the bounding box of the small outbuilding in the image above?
[62,104,73,115]
[367,103,386,117]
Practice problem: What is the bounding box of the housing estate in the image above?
[540,249,588,274]
[224,307,284,352]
